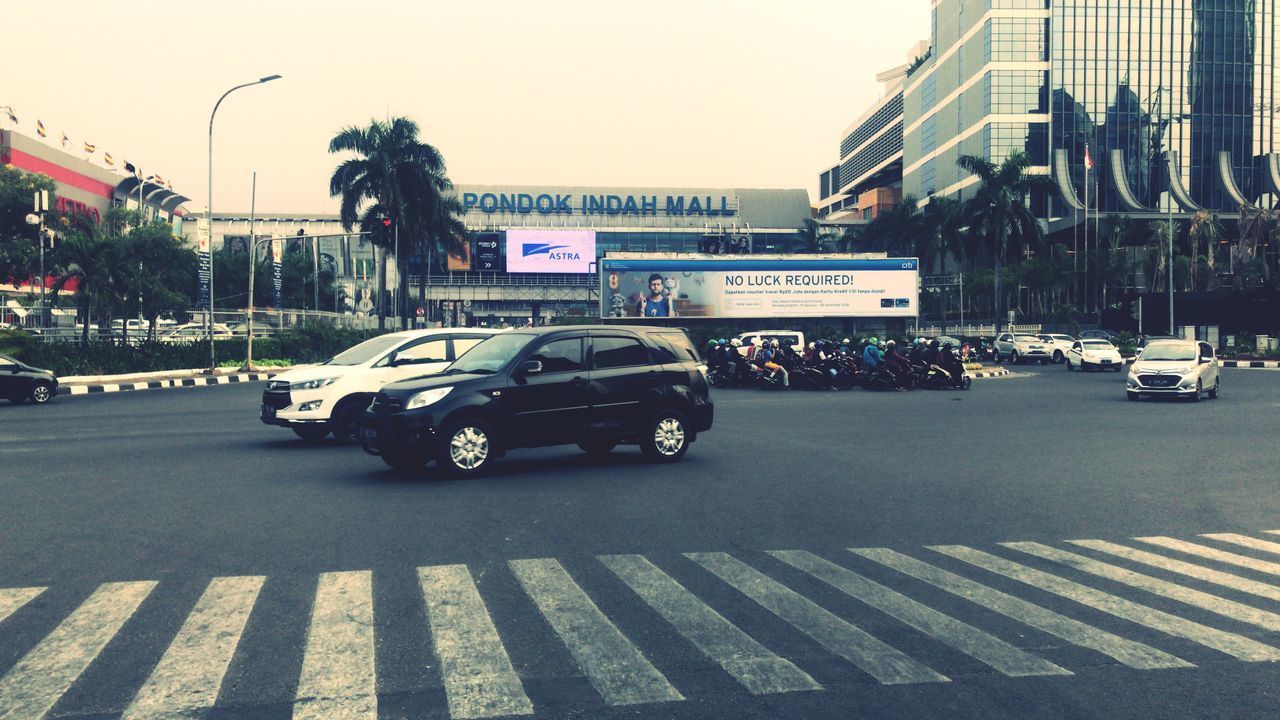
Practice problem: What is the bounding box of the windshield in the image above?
[1082,341,1113,349]
[1015,335,1041,343]
[1139,344,1196,361]
[449,333,535,373]
[326,335,404,366]
[1051,335,1074,342]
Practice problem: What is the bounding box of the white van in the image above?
[260,328,503,441]
[733,330,806,357]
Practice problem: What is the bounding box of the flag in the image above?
[84,142,96,154]
[1083,143,1094,171]
[153,174,166,186]
[103,152,114,166]
[5,109,15,124]
[61,132,69,148]
[124,161,136,175]
[36,120,46,138]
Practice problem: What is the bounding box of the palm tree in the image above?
[859,196,923,257]
[48,209,133,344]
[956,152,1054,332]
[1187,211,1224,290]
[329,117,463,330]
[1236,203,1272,289]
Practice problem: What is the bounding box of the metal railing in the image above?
[410,273,597,287]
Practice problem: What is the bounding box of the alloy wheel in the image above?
[449,426,490,470]
[653,417,686,456]
[31,384,51,404]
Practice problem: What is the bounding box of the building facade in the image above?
[830,1,1280,220]
[202,185,810,326]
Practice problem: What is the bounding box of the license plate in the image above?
[1153,378,1174,386]
[1101,359,1112,364]
[262,404,276,419]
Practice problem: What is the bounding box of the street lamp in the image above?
[207,74,281,372]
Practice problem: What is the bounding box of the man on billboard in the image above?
[636,273,676,317]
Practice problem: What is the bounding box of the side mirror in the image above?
[1199,355,1211,364]
[385,351,404,367]
[516,360,543,375]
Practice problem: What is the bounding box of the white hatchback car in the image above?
[261,328,502,441]
[1126,340,1220,401]
[1065,339,1124,372]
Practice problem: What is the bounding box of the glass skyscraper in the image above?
[901,0,1280,218]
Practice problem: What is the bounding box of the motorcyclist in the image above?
[908,338,926,365]
[937,341,965,385]
[862,337,882,370]
[924,338,941,366]
[761,339,790,387]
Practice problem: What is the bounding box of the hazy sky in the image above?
[4,1,929,214]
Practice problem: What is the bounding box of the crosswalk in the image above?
[4,530,1280,718]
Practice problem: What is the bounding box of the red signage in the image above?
[56,196,101,225]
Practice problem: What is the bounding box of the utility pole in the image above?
[244,172,257,371]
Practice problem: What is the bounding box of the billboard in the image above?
[474,234,501,271]
[600,258,919,318]
[505,229,596,273]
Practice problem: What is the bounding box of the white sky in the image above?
[3,0,930,214]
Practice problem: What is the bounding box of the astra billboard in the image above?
[505,229,596,274]
[600,258,919,318]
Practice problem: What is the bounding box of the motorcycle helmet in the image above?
[868,337,878,345]
[842,338,850,344]
[730,338,742,347]
[886,339,896,349]
[770,339,780,348]
[808,342,816,349]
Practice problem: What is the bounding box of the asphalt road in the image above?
[2,367,1279,719]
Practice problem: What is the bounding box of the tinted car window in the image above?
[655,332,701,363]
[592,337,651,369]
[530,338,584,373]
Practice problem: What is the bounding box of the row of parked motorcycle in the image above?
[704,338,972,391]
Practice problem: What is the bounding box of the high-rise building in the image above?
[844,0,1280,219]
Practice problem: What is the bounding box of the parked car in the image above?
[1065,339,1124,371]
[359,326,714,475]
[1037,334,1076,363]
[994,333,1052,364]
[160,323,235,343]
[261,328,502,441]
[1126,340,1220,401]
[0,353,58,404]
[733,330,805,356]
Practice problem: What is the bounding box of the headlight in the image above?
[291,377,338,390]
[405,386,452,410]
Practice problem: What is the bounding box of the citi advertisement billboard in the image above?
[505,229,596,274]
[600,258,919,318]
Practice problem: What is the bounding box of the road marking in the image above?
[122,576,265,720]
[509,558,683,706]
[1202,533,1280,557]
[293,571,377,720]
[1133,537,1280,576]
[770,550,1069,677]
[1005,542,1280,633]
[1069,540,1280,603]
[418,565,534,719]
[850,548,1191,670]
[684,552,947,685]
[0,588,45,626]
[930,545,1280,662]
[0,581,156,720]
[599,554,821,695]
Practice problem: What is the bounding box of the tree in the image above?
[1236,203,1272,289]
[125,218,197,341]
[794,218,840,253]
[1187,211,1224,290]
[329,117,464,330]
[0,165,58,285]
[48,208,134,344]
[956,152,1054,332]
[857,196,923,257]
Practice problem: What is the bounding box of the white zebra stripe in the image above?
[599,554,821,695]
[292,571,377,720]
[1134,536,1280,576]
[418,565,533,719]
[1005,542,1280,632]
[0,581,156,720]
[122,576,265,720]
[930,545,1280,662]
[685,552,948,685]
[770,550,1070,677]
[1068,540,1280,603]
[0,588,45,626]
[509,558,683,706]
[1202,533,1280,557]
[851,548,1191,670]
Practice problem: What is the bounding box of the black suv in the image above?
[359,326,713,475]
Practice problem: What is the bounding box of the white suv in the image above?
[261,328,502,441]
[1126,340,1220,402]
[994,333,1052,364]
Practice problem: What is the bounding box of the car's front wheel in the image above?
[1010,350,1020,364]
[329,397,365,443]
[640,409,690,463]
[1209,378,1220,399]
[1053,350,1064,363]
[438,418,496,477]
[30,383,53,404]
[1190,379,1203,402]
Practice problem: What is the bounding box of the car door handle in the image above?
[570,376,588,387]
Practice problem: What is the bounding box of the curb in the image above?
[969,367,1011,379]
[65,372,277,396]
[1221,360,1280,369]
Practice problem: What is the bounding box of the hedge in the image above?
[0,326,377,376]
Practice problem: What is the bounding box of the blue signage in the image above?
[461,192,737,217]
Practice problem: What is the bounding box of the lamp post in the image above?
[207,74,281,373]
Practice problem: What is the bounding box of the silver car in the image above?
[1126,340,1220,401]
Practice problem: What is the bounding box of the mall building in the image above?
[820,1,1280,224]
[202,185,812,325]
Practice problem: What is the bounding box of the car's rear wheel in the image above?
[993,350,1002,364]
[640,409,690,463]
[578,440,617,457]
[292,425,329,442]
[438,418,496,477]
[1011,350,1020,364]
[30,383,53,404]
[1053,350,1064,363]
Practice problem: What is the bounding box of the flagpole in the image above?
[1083,148,1089,311]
